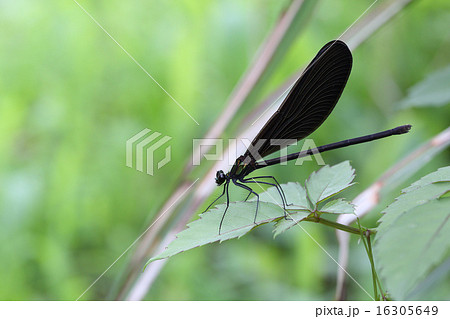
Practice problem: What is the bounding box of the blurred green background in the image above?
[0,0,449,300]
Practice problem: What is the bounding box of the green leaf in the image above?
[147,161,357,264]
[273,210,311,238]
[147,201,284,264]
[250,181,311,210]
[377,167,450,234]
[305,161,355,207]
[319,199,355,215]
[398,65,450,109]
[374,167,450,299]
[403,166,450,192]
[374,198,450,300]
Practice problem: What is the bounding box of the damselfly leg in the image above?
[241,176,290,219]
[202,182,227,214]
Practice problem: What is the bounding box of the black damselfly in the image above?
[206,40,411,234]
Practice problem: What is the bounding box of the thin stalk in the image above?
[303,215,368,235]
[365,231,379,300]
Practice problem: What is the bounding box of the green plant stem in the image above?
[303,214,385,300]
[306,214,384,300]
[303,215,376,235]
[356,216,385,301]
[367,235,387,300]
[355,217,379,300]
[365,232,379,300]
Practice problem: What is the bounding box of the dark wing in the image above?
[244,40,352,161]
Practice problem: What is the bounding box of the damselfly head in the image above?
[215,170,226,186]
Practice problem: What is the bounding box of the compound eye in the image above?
[215,170,226,185]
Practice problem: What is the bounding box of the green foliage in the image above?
[305,161,355,206]
[374,167,450,300]
[376,167,450,234]
[1,0,449,300]
[398,65,450,109]
[319,199,355,215]
[147,201,286,263]
[148,161,356,263]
